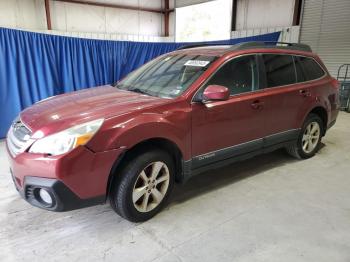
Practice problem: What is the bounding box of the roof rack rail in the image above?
[176,41,312,52]
[176,43,225,50]
[230,41,312,52]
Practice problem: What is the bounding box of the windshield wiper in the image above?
[129,88,151,96]
[114,83,128,89]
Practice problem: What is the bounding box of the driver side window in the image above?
[205,55,258,95]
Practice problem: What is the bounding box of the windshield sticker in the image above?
[184,60,210,67]
[171,89,182,95]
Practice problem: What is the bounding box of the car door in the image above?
[259,54,315,147]
[191,54,267,169]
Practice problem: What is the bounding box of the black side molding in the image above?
[182,129,300,181]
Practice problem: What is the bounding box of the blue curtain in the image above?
[0,28,280,138]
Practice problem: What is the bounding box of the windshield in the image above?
[116,54,217,98]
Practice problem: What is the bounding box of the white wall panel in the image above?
[169,12,175,36]
[231,26,300,43]
[49,0,67,31]
[105,7,140,34]
[53,1,106,33]
[50,1,163,35]
[236,0,295,30]
[139,11,163,36]
[0,0,46,30]
[175,0,213,8]
[0,0,167,37]
[88,0,162,9]
[0,0,17,28]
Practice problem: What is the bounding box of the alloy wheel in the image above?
[302,121,321,154]
[132,161,170,213]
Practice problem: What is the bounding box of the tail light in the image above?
[331,77,340,90]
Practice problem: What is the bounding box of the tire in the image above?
[109,149,175,222]
[286,113,323,159]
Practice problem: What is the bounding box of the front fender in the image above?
[89,109,192,160]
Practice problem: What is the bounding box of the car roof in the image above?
[172,42,313,57]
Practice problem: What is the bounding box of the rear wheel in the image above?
[109,149,174,222]
[286,113,323,159]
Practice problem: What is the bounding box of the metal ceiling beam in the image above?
[45,0,52,30]
[164,0,170,36]
[53,0,174,14]
[292,0,303,26]
[231,0,237,31]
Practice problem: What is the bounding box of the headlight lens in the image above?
[29,119,104,156]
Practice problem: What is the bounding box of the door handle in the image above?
[299,89,311,97]
[251,100,264,110]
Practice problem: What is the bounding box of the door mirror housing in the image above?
[202,85,230,102]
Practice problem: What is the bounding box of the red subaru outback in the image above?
[6,42,339,222]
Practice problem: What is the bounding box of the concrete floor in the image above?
[0,112,349,262]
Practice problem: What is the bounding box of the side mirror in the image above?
[202,85,230,102]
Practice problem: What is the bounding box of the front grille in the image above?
[6,119,33,157]
[25,185,35,200]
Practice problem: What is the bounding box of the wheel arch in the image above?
[106,137,185,198]
[307,106,328,135]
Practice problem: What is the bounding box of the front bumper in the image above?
[6,142,124,211]
[12,173,105,211]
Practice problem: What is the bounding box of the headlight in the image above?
[29,119,104,156]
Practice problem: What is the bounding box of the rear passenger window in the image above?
[298,56,325,81]
[205,55,258,95]
[263,54,296,88]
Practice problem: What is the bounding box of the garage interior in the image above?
[0,0,350,261]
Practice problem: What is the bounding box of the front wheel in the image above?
[286,113,323,159]
[109,149,174,222]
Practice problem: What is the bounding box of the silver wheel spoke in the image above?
[133,186,147,203]
[302,134,308,142]
[139,171,148,183]
[306,124,311,134]
[310,123,318,135]
[151,188,164,204]
[151,162,163,180]
[141,193,150,212]
[156,175,168,184]
[303,140,309,151]
[307,140,313,152]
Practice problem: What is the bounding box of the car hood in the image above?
[20,85,167,134]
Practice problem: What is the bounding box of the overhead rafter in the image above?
[53,0,174,14]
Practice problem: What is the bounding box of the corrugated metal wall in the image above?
[236,0,295,30]
[300,0,350,76]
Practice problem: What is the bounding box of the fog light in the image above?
[39,188,53,205]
